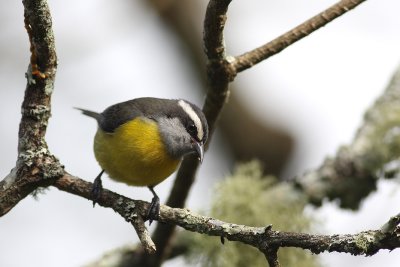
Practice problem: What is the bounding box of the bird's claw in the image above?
[147,195,160,225]
[90,172,104,207]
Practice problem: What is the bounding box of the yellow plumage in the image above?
[94,117,180,187]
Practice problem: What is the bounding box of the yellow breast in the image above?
[93,117,180,186]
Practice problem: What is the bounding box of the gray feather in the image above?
[98,97,182,133]
[76,98,208,141]
[75,107,101,121]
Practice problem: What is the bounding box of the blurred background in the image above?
[1,0,400,266]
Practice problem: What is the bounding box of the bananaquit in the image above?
[77,97,208,223]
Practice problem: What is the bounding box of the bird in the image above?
[77,97,208,224]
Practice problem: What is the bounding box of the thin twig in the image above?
[263,247,281,267]
[381,213,400,234]
[54,174,156,253]
[232,0,367,73]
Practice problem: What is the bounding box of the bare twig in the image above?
[261,241,281,267]
[381,213,400,234]
[53,174,400,258]
[263,248,281,267]
[54,174,156,253]
[232,0,367,73]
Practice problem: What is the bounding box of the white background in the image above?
[1,0,400,266]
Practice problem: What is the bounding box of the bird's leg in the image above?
[90,170,104,207]
[147,186,160,225]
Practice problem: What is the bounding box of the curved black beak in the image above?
[193,141,204,163]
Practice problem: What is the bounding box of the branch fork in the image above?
[4,0,400,266]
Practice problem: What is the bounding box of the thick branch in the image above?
[203,0,231,60]
[20,0,57,153]
[53,174,400,258]
[161,0,233,211]
[232,0,367,72]
[146,0,235,265]
[0,0,63,216]
[0,168,54,216]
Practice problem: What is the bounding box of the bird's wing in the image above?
[99,99,146,133]
[78,97,178,133]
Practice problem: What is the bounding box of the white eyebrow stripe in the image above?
[178,100,204,140]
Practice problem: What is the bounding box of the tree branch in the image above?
[0,0,63,216]
[54,174,156,253]
[116,0,370,265]
[232,0,367,73]
[146,0,293,177]
[294,65,400,209]
[53,174,400,259]
[2,0,391,266]
[145,0,235,265]
[263,246,281,267]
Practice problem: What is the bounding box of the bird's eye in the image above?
[187,123,196,134]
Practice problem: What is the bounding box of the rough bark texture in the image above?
[4,1,400,267]
[0,0,63,216]
[295,65,400,209]
[54,174,400,261]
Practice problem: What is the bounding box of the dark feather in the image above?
[75,107,101,121]
[77,97,208,136]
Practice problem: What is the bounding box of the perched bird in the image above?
[77,97,208,224]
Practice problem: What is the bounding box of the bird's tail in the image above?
[75,107,101,121]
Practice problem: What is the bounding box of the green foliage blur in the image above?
[183,160,321,267]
